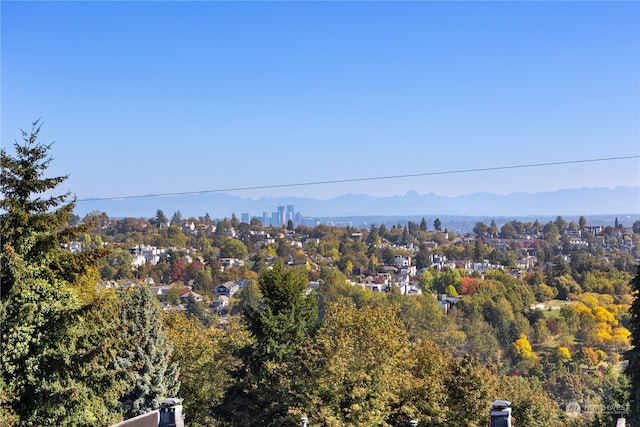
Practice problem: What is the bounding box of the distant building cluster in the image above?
[243,204,318,228]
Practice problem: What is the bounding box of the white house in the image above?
[128,245,164,266]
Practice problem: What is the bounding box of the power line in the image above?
[76,155,640,203]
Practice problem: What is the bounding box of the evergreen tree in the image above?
[0,122,123,425]
[116,285,180,419]
[489,219,499,236]
[219,262,318,426]
[366,223,380,246]
[1,255,125,425]
[626,265,640,424]
[415,243,431,270]
[155,209,168,226]
[0,120,107,299]
[578,215,587,229]
[193,265,213,294]
[246,261,318,366]
[170,210,183,226]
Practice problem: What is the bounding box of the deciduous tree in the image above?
[300,301,410,426]
[219,238,248,259]
[163,311,235,425]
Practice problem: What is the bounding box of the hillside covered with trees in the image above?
[2,123,640,426]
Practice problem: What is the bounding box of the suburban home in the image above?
[517,256,537,270]
[568,237,589,249]
[466,261,505,274]
[304,281,320,295]
[219,258,244,271]
[399,265,417,276]
[365,282,388,293]
[394,255,411,268]
[148,284,173,297]
[380,265,398,275]
[162,303,187,312]
[214,281,240,298]
[583,226,603,235]
[565,229,581,238]
[430,254,448,270]
[128,245,165,267]
[304,237,321,247]
[211,295,230,311]
[179,290,203,304]
[395,273,410,289]
[181,221,196,232]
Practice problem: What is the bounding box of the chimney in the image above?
[490,400,512,427]
[159,398,184,427]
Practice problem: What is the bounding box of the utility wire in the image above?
[76,155,640,203]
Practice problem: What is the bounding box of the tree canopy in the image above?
[0,123,179,425]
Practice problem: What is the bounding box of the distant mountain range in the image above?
[75,186,640,225]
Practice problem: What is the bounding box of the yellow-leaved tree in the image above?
[513,333,536,360]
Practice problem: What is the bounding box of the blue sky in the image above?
[2,1,639,204]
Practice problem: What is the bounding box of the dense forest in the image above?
[2,123,640,426]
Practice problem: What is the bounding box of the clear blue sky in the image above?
[2,1,639,203]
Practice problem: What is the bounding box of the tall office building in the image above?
[277,205,286,226]
[271,212,281,227]
[286,205,295,226]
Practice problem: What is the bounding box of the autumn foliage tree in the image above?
[163,311,238,426]
[299,301,410,425]
[459,276,478,295]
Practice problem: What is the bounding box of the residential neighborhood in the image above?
[84,211,639,316]
[68,209,639,426]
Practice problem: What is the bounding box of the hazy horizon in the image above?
[3,1,638,206]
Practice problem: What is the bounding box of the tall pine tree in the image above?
[0,121,124,425]
[218,261,318,426]
[0,121,108,298]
